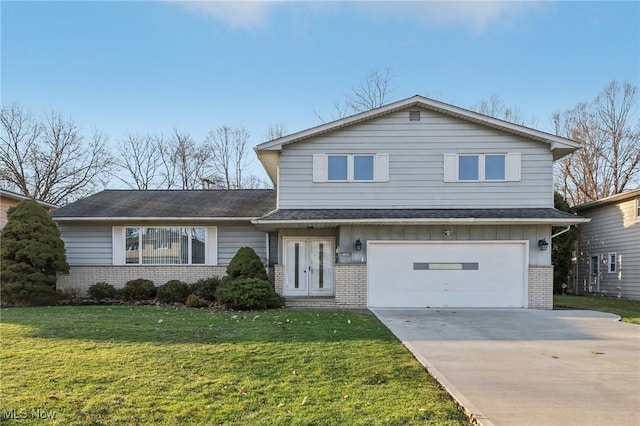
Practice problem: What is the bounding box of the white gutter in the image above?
[252,217,590,227]
[551,226,573,239]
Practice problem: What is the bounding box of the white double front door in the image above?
[284,238,334,296]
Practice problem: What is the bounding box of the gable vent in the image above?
[409,111,421,121]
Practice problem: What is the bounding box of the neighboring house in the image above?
[53,95,588,309]
[573,189,640,300]
[1,189,58,229]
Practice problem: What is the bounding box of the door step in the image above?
[284,297,337,309]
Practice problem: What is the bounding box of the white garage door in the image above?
[367,241,528,308]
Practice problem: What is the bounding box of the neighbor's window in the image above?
[590,255,599,275]
[635,197,640,218]
[608,253,617,274]
[125,227,206,265]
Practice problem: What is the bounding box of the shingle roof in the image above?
[255,208,587,224]
[51,189,276,219]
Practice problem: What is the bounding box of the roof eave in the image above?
[53,216,261,222]
[252,217,591,230]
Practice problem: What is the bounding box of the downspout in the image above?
[551,226,572,239]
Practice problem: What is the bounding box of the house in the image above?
[1,189,58,229]
[573,189,640,300]
[53,95,588,309]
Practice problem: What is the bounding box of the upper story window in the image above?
[314,154,389,183]
[113,226,216,266]
[444,153,520,182]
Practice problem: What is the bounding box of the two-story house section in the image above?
[253,95,589,309]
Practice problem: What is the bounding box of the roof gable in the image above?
[256,95,581,160]
[574,189,640,211]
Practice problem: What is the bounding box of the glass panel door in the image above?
[284,240,308,295]
[309,239,334,296]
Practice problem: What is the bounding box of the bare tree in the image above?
[553,81,640,205]
[206,126,253,189]
[0,104,112,205]
[113,133,163,189]
[159,129,212,189]
[471,94,526,125]
[316,69,395,122]
[263,122,287,142]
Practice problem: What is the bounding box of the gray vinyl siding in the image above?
[337,224,551,266]
[278,108,553,209]
[575,198,640,300]
[59,223,267,267]
[218,225,267,265]
[58,224,113,265]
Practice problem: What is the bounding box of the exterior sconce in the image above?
[354,239,363,251]
[443,228,453,236]
[538,239,549,251]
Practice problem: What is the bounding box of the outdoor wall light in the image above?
[443,228,453,236]
[538,238,549,251]
[354,239,363,251]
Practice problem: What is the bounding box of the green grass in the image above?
[0,306,470,425]
[554,295,640,324]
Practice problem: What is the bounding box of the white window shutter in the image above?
[312,154,327,182]
[206,227,218,265]
[375,154,389,182]
[506,153,521,181]
[443,154,457,182]
[112,226,124,265]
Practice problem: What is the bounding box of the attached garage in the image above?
[367,241,529,308]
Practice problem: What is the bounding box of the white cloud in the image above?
[168,1,540,33]
[167,1,278,29]
[357,1,542,33]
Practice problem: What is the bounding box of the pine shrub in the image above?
[119,279,156,301]
[225,247,268,282]
[156,280,190,304]
[88,282,118,300]
[216,278,283,310]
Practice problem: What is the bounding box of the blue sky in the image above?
[2,1,639,183]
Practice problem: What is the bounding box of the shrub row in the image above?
[86,247,283,310]
[88,277,221,305]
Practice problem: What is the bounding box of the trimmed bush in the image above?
[216,278,284,310]
[190,277,221,302]
[185,294,209,308]
[120,279,156,301]
[88,282,118,300]
[226,247,268,282]
[156,280,190,304]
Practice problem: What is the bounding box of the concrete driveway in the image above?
[371,308,640,426]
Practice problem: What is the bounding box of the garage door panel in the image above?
[367,241,527,308]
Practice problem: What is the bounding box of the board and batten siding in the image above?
[277,108,554,209]
[58,223,267,267]
[337,224,551,266]
[576,198,640,300]
[217,225,268,265]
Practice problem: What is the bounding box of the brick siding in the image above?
[334,264,367,308]
[528,265,553,309]
[57,266,227,296]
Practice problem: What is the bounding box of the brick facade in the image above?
[334,264,367,308]
[57,266,227,296]
[528,265,553,309]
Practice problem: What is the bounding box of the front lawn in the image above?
[554,295,640,324]
[0,306,470,425]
